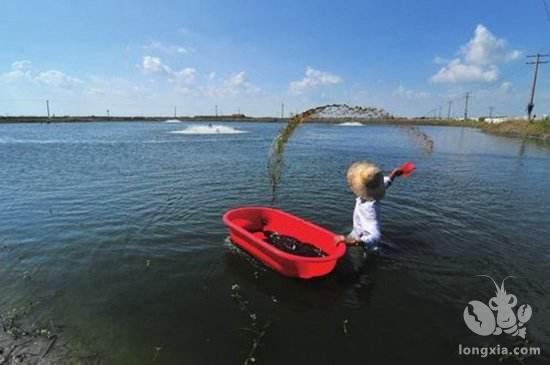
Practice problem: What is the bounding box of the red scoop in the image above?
[399,161,416,177]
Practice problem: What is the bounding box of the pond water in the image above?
[0,121,548,364]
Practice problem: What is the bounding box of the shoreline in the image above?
[478,119,550,142]
[1,116,548,142]
[0,116,484,126]
[0,116,282,124]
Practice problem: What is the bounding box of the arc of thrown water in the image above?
[267,104,391,204]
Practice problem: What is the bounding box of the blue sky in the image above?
[1,0,549,117]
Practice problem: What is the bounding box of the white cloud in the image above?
[142,56,171,74]
[35,70,82,87]
[205,71,260,96]
[142,56,197,85]
[500,81,512,93]
[0,60,34,82]
[0,59,270,116]
[140,57,253,97]
[85,87,105,96]
[143,41,191,55]
[289,67,342,94]
[461,25,520,65]
[226,71,259,94]
[432,58,499,83]
[227,72,246,87]
[433,56,450,65]
[394,85,430,99]
[0,60,81,88]
[12,60,32,72]
[172,67,197,84]
[431,24,520,84]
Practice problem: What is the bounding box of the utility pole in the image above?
[174,106,177,118]
[489,106,494,119]
[215,105,218,117]
[46,100,50,118]
[107,109,110,119]
[281,103,285,119]
[526,54,549,121]
[447,101,453,119]
[438,105,442,119]
[464,92,470,121]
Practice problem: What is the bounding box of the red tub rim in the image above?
[223,206,346,263]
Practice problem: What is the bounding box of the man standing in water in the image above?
[336,161,404,270]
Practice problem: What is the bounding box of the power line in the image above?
[526,53,549,121]
[447,101,453,119]
[423,107,438,118]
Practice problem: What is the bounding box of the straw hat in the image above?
[346,161,385,200]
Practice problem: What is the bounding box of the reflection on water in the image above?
[0,121,549,364]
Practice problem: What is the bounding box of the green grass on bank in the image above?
[376,118,549,141]
[479,119,550,141]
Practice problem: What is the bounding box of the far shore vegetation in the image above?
[1,115,549,142]
[478,119,550,141]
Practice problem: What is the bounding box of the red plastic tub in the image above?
[223,207,346,279]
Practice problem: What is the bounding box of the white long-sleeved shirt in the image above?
[350,176,393,247]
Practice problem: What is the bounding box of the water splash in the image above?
[170,125,247,135]
[267,104,390,203]
[337,122,363,126]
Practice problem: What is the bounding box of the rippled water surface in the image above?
[0,121,549,364]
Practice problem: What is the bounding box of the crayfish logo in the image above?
[463,275,532,338]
